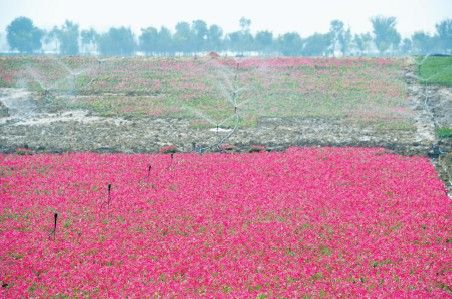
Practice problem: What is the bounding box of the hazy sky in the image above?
[0,0,451,37]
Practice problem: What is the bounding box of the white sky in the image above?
[0,0,451,37]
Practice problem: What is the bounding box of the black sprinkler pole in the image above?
[49,212,58,240]
[54,213,58,233]
[107,183,112,204]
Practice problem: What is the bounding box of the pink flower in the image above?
[0,147,449,297]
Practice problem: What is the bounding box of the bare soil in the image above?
[0,92,430,155]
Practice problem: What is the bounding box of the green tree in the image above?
[255,30,273,55]
[400,38,412,55]
[174,22,194,54]
[57,20,79,55]
[157,26,173,55]
[435,19,452,53]
[353,33,372,56]
[239,17,251,33]
[278,32,302,56]
[139,26,159,55]
[338,27,351,56]
[207,24,223,51]
[302,33,331,56]
[228,17,253,54]
[44,26,60,53]
[81,28,98,54]
[227,31,242,54]
[329,19,344,56]
[412,31,436,55]
[6,17,43,53]
[191,20,208,52]
[371,16,401,55]
[97,27,135,56]
[227,31,253,55]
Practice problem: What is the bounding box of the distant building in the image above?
[208,51,220,59]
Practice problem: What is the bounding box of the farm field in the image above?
[0,56,412,128]
[417,56,452,87]
[0,55,450,297]
[0,148,450,297]
[1,56,439,155]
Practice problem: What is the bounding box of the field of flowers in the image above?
[0,147,450,297]
[0,56,412,128]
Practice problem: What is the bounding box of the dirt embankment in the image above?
[404,62,451,191]
[0,92,432,155]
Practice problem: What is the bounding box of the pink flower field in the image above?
[0,147,450,297]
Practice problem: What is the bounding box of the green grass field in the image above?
[417,56,452,139]
[436,127,452,139]
[417,56,452,86]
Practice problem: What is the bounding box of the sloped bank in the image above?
[405,63,452,194]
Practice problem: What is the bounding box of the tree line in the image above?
[5,16,452,56]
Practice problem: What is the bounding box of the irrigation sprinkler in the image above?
[107,183,112,204]
[147,165,152,178]
[54,212,58,231]
[165,153,175,170]
[190,59,243,154]
[48,212,58,240]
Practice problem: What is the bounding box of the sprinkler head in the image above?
[48,212,58,240]
[53,213,58,231]
[147,165,152,176]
